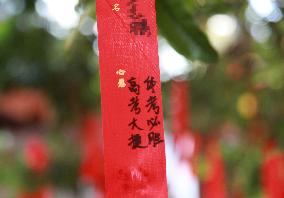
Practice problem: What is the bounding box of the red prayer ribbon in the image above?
[96,0,168,197]
[261,145,284,198]
[202,136,227,198]
[170,80,191,136]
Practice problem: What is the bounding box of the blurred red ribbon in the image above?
[96,0,168,197]
[261,142,284,198]
[80,114,105,192]
[170,81,191,136]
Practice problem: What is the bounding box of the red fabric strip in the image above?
[202,136,227,198]
[170,80,191,136]
[261,148,284,198]
[96,0,168,197]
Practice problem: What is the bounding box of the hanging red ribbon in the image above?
[170,80,201,174]
[261,142,284,198]
[96,0,168,197]
[80,114,105,192]
[202,135,227,198]
[170,80,191,136]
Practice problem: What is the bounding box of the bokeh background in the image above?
[1,0,284,197]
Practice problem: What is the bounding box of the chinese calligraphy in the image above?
[129,118,143,130]
[127,0,151,36]
[146,95,160,114]
[128,132,164,149]
[127,77,140,95]
[128,134,147,149]
[116,69,126,88]
[112,3,120,12]
[147,116,160,130]
[128,96,141,114]
[127,75,163,150]
[148,132,164,147]
[144,76,156,93]
[116,69,126,75]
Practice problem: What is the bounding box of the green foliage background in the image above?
[1,0,284,196]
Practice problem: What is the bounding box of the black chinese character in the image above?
[148,132,164,147]
[128,96,141,114]
[130,19,151,36]
[145,96,160,114]
[147,116,160,130]
[128,134,147,149]
[144,76,157,93]
[127,77,140,95]
[127,0,143,19]
[128,118,143,130]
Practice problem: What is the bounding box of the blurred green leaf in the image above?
[156,0,218,63]
[0,19,13,43]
